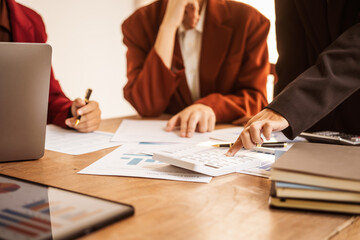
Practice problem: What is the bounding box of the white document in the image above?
[237,151,275,178]
[78,143,212,183]
[45,125,121,155]
[209,127,244,142]
[209,127,305,143]
[111,119,210,143]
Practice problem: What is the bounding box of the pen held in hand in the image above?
[256,142,287,148]
[75,88,92,127]
[212,143,234,148]
[213,142,287,148]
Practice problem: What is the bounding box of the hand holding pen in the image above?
[75,88,92,126]
[65,88,101,133]
[226,109,289,156]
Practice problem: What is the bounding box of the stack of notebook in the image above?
[269,142,360,214]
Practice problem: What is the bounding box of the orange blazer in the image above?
[122,0,270,123]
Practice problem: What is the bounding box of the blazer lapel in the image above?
[6,0,35,42]
[199,0,232,97]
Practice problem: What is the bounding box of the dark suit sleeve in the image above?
[268,23,360,139]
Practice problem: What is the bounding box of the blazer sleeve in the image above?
[195,15,270,123]
[268,23,360,139]
[47,69,73,127]
[122,16,184,117]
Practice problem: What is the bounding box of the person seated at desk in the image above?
[122,0,270,138]
[0,0,101,132]
[227,0,360,155]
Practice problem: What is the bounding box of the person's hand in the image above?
[166,104,216,138]
[226,109,289,156]
[183,1,200,30]
[155,0,200,68]
[162,0,199,30]
[65,98,101,133]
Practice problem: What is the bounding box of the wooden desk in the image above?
[0,117,359,240]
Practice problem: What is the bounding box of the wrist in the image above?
[159,22,178,34]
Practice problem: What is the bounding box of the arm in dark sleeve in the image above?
[268,23,360,139]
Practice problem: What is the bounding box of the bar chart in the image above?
[121,153,157,166]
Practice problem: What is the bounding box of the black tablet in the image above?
[0,174,134,240]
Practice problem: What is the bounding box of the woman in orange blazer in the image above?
[122,0,270,137]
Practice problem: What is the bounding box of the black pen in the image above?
[213,142,287,148]
[212,143,234,148]
[75,88,92,126]
[256,142,287,148]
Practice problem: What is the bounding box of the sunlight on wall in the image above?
[237,0,277,102]
[237,0,277,63]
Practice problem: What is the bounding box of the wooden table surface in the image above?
[0,117,359,240]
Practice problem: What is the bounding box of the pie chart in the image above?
[0,183,20,193]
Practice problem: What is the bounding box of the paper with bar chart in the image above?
[78,143,212,183]
[0,176,131,240]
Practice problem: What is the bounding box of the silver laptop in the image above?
[0,42,52,162]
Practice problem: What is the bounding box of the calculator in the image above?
[300,131,360,146]
[152,144,261,176]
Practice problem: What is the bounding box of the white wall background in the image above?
[17,0,277,119]
[17,0,138,119]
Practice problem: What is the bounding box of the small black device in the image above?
[300,131,360,146]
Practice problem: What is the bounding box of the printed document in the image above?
[111,120,210,143]
[209,127,305,143]
[45,125,121,155]
[78,143,212,183]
